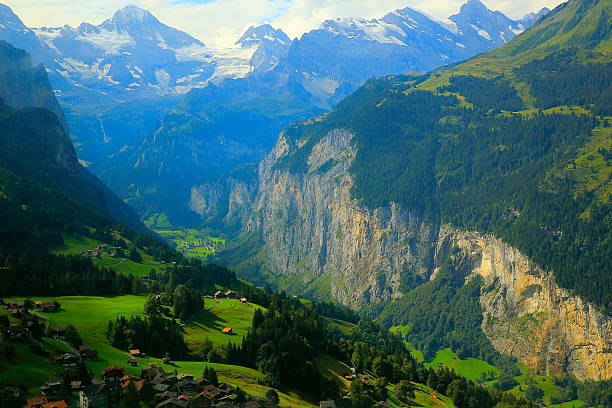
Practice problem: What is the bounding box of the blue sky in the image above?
[4,0,565,47]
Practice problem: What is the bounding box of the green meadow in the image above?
[1,295,313,406]
[183,298,265,351]
[51,234,163,277]
[424,348,500,382]
[155,228,225,260]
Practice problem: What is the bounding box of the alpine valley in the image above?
[0,1,610,408]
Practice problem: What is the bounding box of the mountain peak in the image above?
[464,0,488,9]
[104,5,160,30]
[236,24,290,47]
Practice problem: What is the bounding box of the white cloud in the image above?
[2,0,565,47]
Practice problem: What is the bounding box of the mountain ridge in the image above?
[210,0,611,380]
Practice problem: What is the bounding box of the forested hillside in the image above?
[266,0,611,313]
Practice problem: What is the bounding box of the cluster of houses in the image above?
[79,244,120,259]
[179,240,220,255]
[72,363,274,408]
[3,300,60,339]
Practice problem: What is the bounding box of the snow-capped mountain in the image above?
[279,0,547,105]
[0,3,51,63]
[519,7,552,27]
[446,0,525,49]
[0,1,546,106]
[0,1,549,223]
[26,5,289,102]
[235,24,292,73]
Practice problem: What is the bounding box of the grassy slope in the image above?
[183,298,264,352]
[51,234,163,277]
[424,348,500,382]
[2,296,312,406]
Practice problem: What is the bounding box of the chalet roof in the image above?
[152,384,171,392]
[129,349,141,355]
[41,401,68,408]
[320,401,336,408]
[102,365,126,376]
[203,385,217,392]
[156,398,189,408]
[177,373,195,380]
[177,379,198,388]
[221,327,232,333]
[155,390,179,399]
[143,365,166,378]
[122,379,144,392]
[25,397,48,406]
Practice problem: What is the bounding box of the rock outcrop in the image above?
[220,127,612,380]
[436,226,612,381]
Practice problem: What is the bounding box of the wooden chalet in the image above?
[41,401,68,408]
[23,396,48,408]
[79,345,98,360]
[221,327,233,335]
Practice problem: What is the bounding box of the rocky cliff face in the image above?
[436,226,612,381]
[225,127,611,380]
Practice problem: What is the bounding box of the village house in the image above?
[142,364,167,382]
[176,378,198,394]
[213,291,223,299]
[7,306,23,318]
[320,401,336,408]
[102,365,126,406]
[129,349,143,358]
[40,380,62,397]
[53,353,79,368]
[121,377,145,395]
[8,323,25,338]
[23,396,49,408]
[239,298,248,303]
[36,301,58,312]
[42,400,68,408]
[221,327,233,335]
[71,381,83,391]
[79,346,99,360]
[79,382,109,408]
[51,326,67,339]
[155,397,189,408]
[224,290,237,299]
[128,358,138,367]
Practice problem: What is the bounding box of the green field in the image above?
[385,382,456,408]
[51,234,163,277]
[424,348,500,382]
[184,298,265,351]
[2,295,313,406]
[155,228,225,260]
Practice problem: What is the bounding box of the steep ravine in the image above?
[196,127,611,380]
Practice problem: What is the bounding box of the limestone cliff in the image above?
[222,127,611,380]
[436,226,612,381]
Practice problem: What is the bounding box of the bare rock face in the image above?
[436,226,612,381]
[236,126,612,380]
[245,129,437,305]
